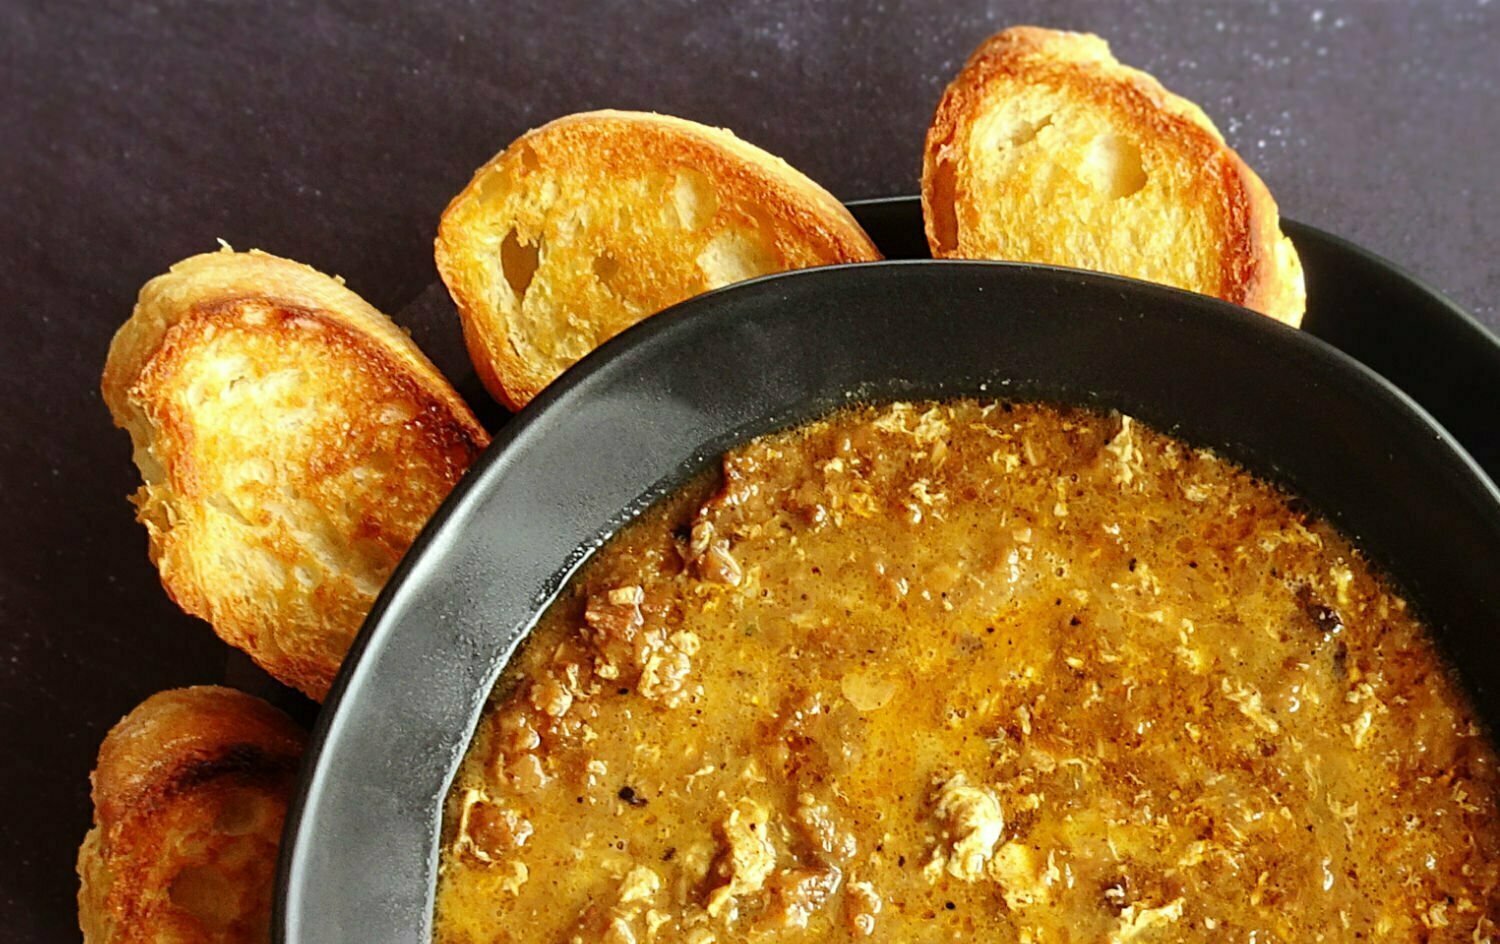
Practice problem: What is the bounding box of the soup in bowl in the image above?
[436,400,1499,942]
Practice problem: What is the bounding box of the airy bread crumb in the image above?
[101,250,490,699]
[922,26,1305,324]
[437,110,882,409]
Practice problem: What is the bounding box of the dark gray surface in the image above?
[2,0,1496,938]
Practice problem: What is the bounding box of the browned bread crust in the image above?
[437,110,883,409]
[77,687,305,943]
[922,27,1305,324]
[101,249,490,699]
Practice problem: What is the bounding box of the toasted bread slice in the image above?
[102,249,490,699]
[436,110,883,409]
[923,27,1305,324]
[78,686,305,943]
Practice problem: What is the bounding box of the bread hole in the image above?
[1084,133,1147,200]
[927,158,959,254]
[697,229,778,289]
[516,142,541,173]
[672,169,719,232]
[592,252,622,289]
[500,229,541,301]
[169,865,236,927]
[1003,114,1052,147]
[979,112,1053,151]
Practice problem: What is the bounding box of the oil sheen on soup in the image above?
[435,401,1500,942]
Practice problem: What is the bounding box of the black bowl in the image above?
[278,261,1500,942]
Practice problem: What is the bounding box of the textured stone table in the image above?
[3,0,1496,936]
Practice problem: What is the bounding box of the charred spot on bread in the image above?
[78,687,306,943]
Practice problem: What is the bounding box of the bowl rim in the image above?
[277,256,1500,942]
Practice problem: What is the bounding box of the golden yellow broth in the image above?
[436,401,1500,942]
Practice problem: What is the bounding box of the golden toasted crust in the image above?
[101,250,490,699]
[436,110,883,409]
[922,27,1305,324]
[78,687,305,943]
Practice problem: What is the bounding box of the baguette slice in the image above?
[102,249,490,700]
[78,687,305,943]
[923,26,1305,324]
[437,110,883,409]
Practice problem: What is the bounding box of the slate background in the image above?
[3,0,1496,937]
